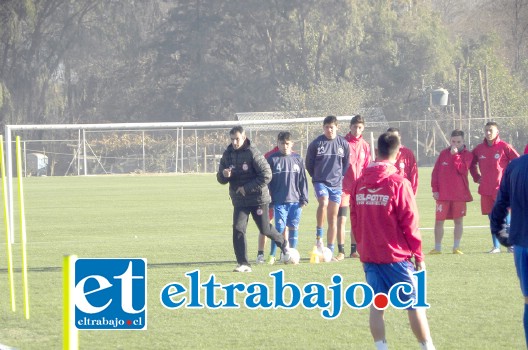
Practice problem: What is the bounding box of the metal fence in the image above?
[10,116,528,176]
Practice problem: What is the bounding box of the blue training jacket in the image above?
[305,134,350,188]
[490,154,528,247]
[267,151,309,206]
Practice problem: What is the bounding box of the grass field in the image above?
[0,168,524,349]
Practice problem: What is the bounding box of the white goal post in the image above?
[4,116,363,243]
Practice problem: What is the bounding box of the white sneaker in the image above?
[233,264,252,272]
[488,247,501,254]
[256,254,265,264]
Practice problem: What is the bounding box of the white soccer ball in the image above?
[282,248,301,264]
[322,247,333,262]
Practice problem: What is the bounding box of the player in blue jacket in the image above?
[305,116,350,253]
[266,131,309,264]
[490,154,528,347]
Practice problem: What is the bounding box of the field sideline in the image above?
[0,168,524,349]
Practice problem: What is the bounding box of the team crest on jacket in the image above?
[338,147,344,156]
[494,153,500,159]
[242,162,249,171]
[399,162,405,169]
[256,208,263,215]
[293,164,300,172]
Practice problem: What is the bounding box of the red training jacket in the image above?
[431,147,473,202]
[470,137,519,196]
[350,161,424,264]
[395,145,418,194]
[342,133,371,192]
[524,144,528,155]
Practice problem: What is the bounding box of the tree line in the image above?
[1,0,527,133]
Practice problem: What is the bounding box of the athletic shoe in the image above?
[266,256,276,265]
[233,264,252,272]
[452,248,464,255]
[428,249,442,255]
[335,252,345,261]
[256,254,265,264]
[507,246,514,253]
[488,247,501,254]
[349,251,360,258]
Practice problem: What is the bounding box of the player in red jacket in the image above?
[336,115,371,261]
[430,130,473,255]
[350,132,434,350]
[524,143,528,155]
[470,121,519,253]
[387,127,418,195]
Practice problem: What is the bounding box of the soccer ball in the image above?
[282,248,301,264]
[322,247,333,262]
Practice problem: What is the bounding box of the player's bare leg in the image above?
[408,308,435,349]
[431,220,445,253]
[453,217,463,253]
[316,196,328,245]
[326,201,339,253]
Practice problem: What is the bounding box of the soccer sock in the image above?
[289,229,298,248]
[327,243,335,253]
[374,340,388,350]
[350,243,357,254]
[492,234,500,249]
[338,244,345,254]
[435,243,442,252]
[419,339,436,350]
[453,240,461,250]
[270,242,277,257]
[523,304,528,347]
[316,227,324,240]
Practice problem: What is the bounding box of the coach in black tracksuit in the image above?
[217,126,288,272]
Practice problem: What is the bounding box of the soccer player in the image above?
[216,126,289,272]
[387,127,418,194]
[470,121,519,253]
[350,132,435,350]
[490,154,528,348]
[266,131,309,264]
[338,115,370,260]
[430,130,473,255]
[305,116,349,254]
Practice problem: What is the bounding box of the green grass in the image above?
[0,168,524,349]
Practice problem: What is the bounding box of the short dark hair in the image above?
[350,114,365,125]
[323,115,338,126]
[230,126,245,135]
[277,131,292,142]
[387,127,400,134]
[377,132,400,159]
[485,121,499,128]
[451,129,465,138]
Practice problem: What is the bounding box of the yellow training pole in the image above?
[15,136,29,319]
[63,255,79,350]
[0,135,16,312]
